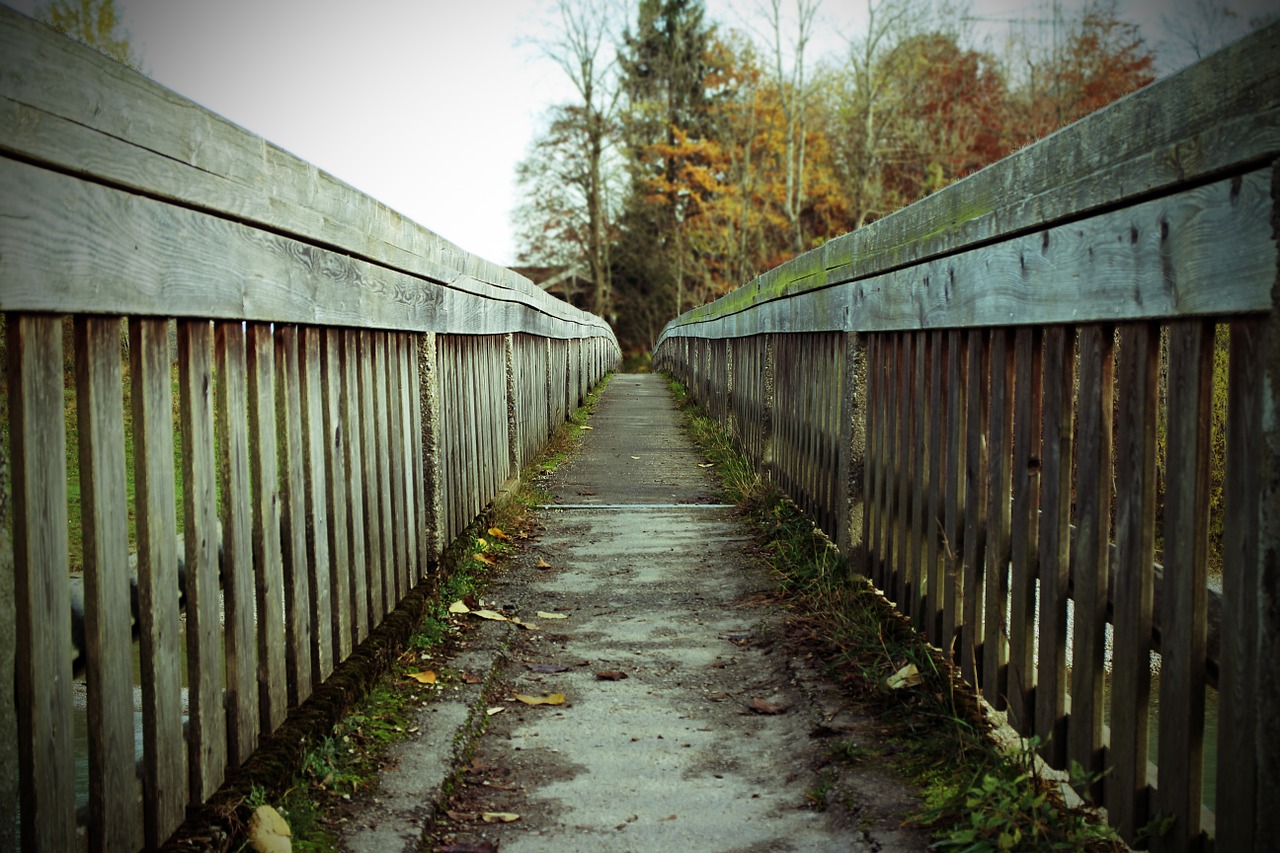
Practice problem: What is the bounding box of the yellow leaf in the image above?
[515,693,566,706]
[482,812,521,823]
[474,552,497,565]
[448,600,471,614]
[885,662,922,690]
[630,456,641,460]
[486,706,506,716]
[580,425,593,430]
[535,558,553,569]
[488,527,509,540]
[537,611,568,620]
[511,617,540,630]
[247,805,291,853]
[406,670,437,685]
[697,463,715,468]
[471,609,508,621]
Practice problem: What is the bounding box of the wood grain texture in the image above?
[1108,322,1159,840]
[129,317,185,847]
[910,332,929,628]
[300,327,333,682]
[417,332,443,564]
[178,319,227,802]
[983,329,1013,708]
[275,326,313,705]
[1068,325,1114,802]
[942,331,967,659]
[961,330,989,687]
[342,329,370,643]
[925,331,945,645]
[74,317,140,852]
[216,321,259,765]
[321,329,352,663]
[246,323,288,734]
[359,330,386,623]
[1036,327,1073,767]
[372,333,397,608]
[1154,320,1213,853]
[658,172,1275,342]
[1215,318,1261,852]
[1007,328,1041,737]
[9,315,75,852]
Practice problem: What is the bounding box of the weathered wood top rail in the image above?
[655,21,1279,853]
[0,5,618,851]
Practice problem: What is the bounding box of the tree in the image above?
[764,0,821,254]
[37,0,139,69]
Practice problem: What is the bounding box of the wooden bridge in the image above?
[1,4,1278,851]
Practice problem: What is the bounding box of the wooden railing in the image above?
[654,23,1280,853]
[0,7,618,851]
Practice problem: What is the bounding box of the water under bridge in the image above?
[2,5,1279,851]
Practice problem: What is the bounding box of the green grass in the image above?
[663,374,1123,853]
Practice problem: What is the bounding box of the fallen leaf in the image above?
[749,697,790,715]
[444,809,474,822]
[247,805,291,853]
[630,455,641,460]
[510,617,539,630]
[595,670,628,681]
[535,558,554,570]
[486,706,506,716]
[406,670,437,685]
[537,611,568,620]
[473,552,497,565]
[515,693,566,706]
[482,812,521,823]
[580,425,593,430]
[697,463,715,468]
[488,527,509,540]
[471,609,508,621]
[527,663,570,673]
[885,662,922,690]
[448,600,471,614]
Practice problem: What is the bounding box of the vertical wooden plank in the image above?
[1008,327,1042,737]
[1155,320,1212,853]
[911,331,929,628]
[1109,322,1159,840]
[983,329,1013,707]
[926,331,945,645]
[387,333,410,595]
[0,394,14,853]
[300,326,333,682]
[943,330,968,661]
[246,323,287,733]
[130,317,185,847]
[9,315,75,852]
[321,328,351,662]
[1037,326,1073,767]
[359,330,385,623]
[893,333,910,604]
[961,329,989,687]
[341,329,369,644]
[178,319,227,802]
[275,326,312,705]
[372,331,396,608]
[75,316,139,852]
[1069,324,1114,802]
[1216,318,1261,853]
[215,321,258,765]
[398,334,420,585]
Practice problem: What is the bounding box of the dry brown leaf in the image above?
[537,611,568,620]
[488,527,509,540]
[515,693,566,706]
[595,670,628,681]
[482,812,521,823]
[535,558,554,570]
[749,697,790,715]
[406,670,437,685]
[511,617,540,630]
[247,805,291,853]
[473,552,497,565]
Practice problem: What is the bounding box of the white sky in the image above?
[4,0,1270,265]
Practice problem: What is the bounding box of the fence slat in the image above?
[275,325,312,705]
[910,332,929,628]
[216,320,258,764]
[74,316,139,852]
[961,330,989,687]
[1109,322,1159,838]
[983,330,1014,707]
[322,328,352,662]
[178,319,227,802]
[1155,320,1213,852]
[943,331,967,659]
[342,329,370,643]
[129,317,185,847]
[300,326,333,681]
[247,323,288,733]
[399,333,420,585]
[1069,324,1114,801]
[359,329,385,622]
[1008,327,1042,737]
[373,332,397,606]
[926,331,945,644]
[1036,326,1073,767]
[10,315,75,852]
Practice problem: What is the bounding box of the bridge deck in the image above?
[346,373,927,852]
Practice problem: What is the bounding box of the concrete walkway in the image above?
[342,374,928,852]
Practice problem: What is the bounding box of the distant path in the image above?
[426,373,928,852]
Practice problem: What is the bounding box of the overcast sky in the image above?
[4,0,1270,265]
